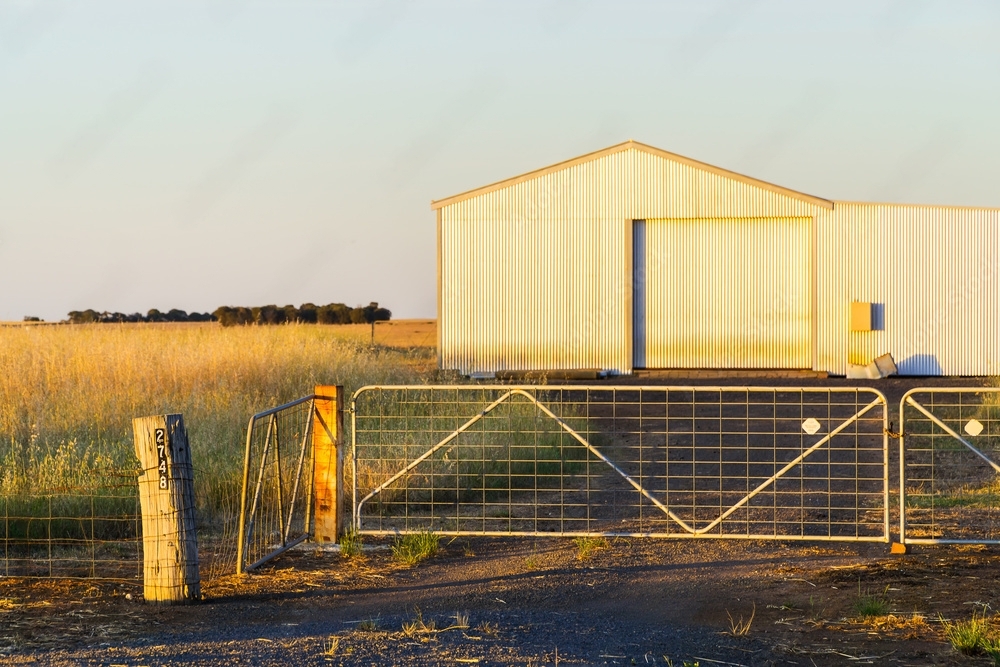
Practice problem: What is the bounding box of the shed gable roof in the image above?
[431,140,834,211]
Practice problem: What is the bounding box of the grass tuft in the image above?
[476,621,499,637]
[942,611,993,655]
[401,606,437,638]
[322,636,340,657]
[726,603,755,636]
[451,611,470,629]
[984,637,1000,666]
[355,617,380,632]
[392,531,440,566]
[853,585,891,618]
[339,527,364,559]
[572,536,609,560]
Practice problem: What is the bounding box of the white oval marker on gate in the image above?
[802,418,822,435]
[965,419,985,437]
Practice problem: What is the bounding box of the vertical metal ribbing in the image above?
[815,203,1000,376]
[438,147,820,376]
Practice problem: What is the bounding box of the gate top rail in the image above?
[248,392,335,422]
[352,384,889,404]
[900,386,1000,404]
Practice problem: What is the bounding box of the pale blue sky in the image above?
[2,1,999,321]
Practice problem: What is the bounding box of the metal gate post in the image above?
[312,385,344,543]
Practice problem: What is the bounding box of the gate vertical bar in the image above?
[284,399,314,543]
[236,412,260,574]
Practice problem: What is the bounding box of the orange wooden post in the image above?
[312,385,344,543]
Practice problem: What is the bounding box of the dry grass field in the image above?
[0,320,438,521]
[5,320,1000,664]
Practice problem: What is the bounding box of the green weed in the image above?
[339,527,364,558]
[572,536,609,560]
[853,585,891,618]
[984,637,1000,665]
[942,611,993,655]
[355,617,380,632]
[392,531,440,566]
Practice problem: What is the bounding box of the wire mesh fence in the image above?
[900,388,1000,544]
[237,396,316,573]
[0,468,141,580]
[351,385,889,541]
[1,447,246,582]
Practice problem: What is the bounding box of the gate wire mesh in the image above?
[1,468,141,580]
[237,396,316,573]
[900,388,1000,544]
[351,386,889,541]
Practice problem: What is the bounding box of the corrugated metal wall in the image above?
[437,145,1000,376]
[637,217,812,369]
[815,203,1000,376]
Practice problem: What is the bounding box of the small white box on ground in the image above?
[846,363,870,379]
[846,353,897,379]
[873,353,897,377]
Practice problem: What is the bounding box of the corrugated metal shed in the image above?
[433,141,1000,376]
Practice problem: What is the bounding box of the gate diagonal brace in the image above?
[355,391,884,536]
[905,397,1000,475]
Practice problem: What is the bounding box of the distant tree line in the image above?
[212,302,391,327]
[66,309,215,324]
[63,302,392,327]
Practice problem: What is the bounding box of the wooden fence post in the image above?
[133,414,200,603]
[313,385,344,543]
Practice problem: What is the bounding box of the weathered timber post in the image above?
[312,385,344,543]
[133,414,201,603]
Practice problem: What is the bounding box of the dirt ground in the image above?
[3,537,999,666]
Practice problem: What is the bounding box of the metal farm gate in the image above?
[351,386,890,542]
[899,387,1000,545]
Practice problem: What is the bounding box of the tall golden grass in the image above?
[0,322,437,522]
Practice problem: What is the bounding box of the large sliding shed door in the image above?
[633,217,812,369]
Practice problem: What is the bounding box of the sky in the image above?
[2,0,1000,322]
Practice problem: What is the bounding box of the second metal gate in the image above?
[351,385,889,542]
[900,387,1000,545]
